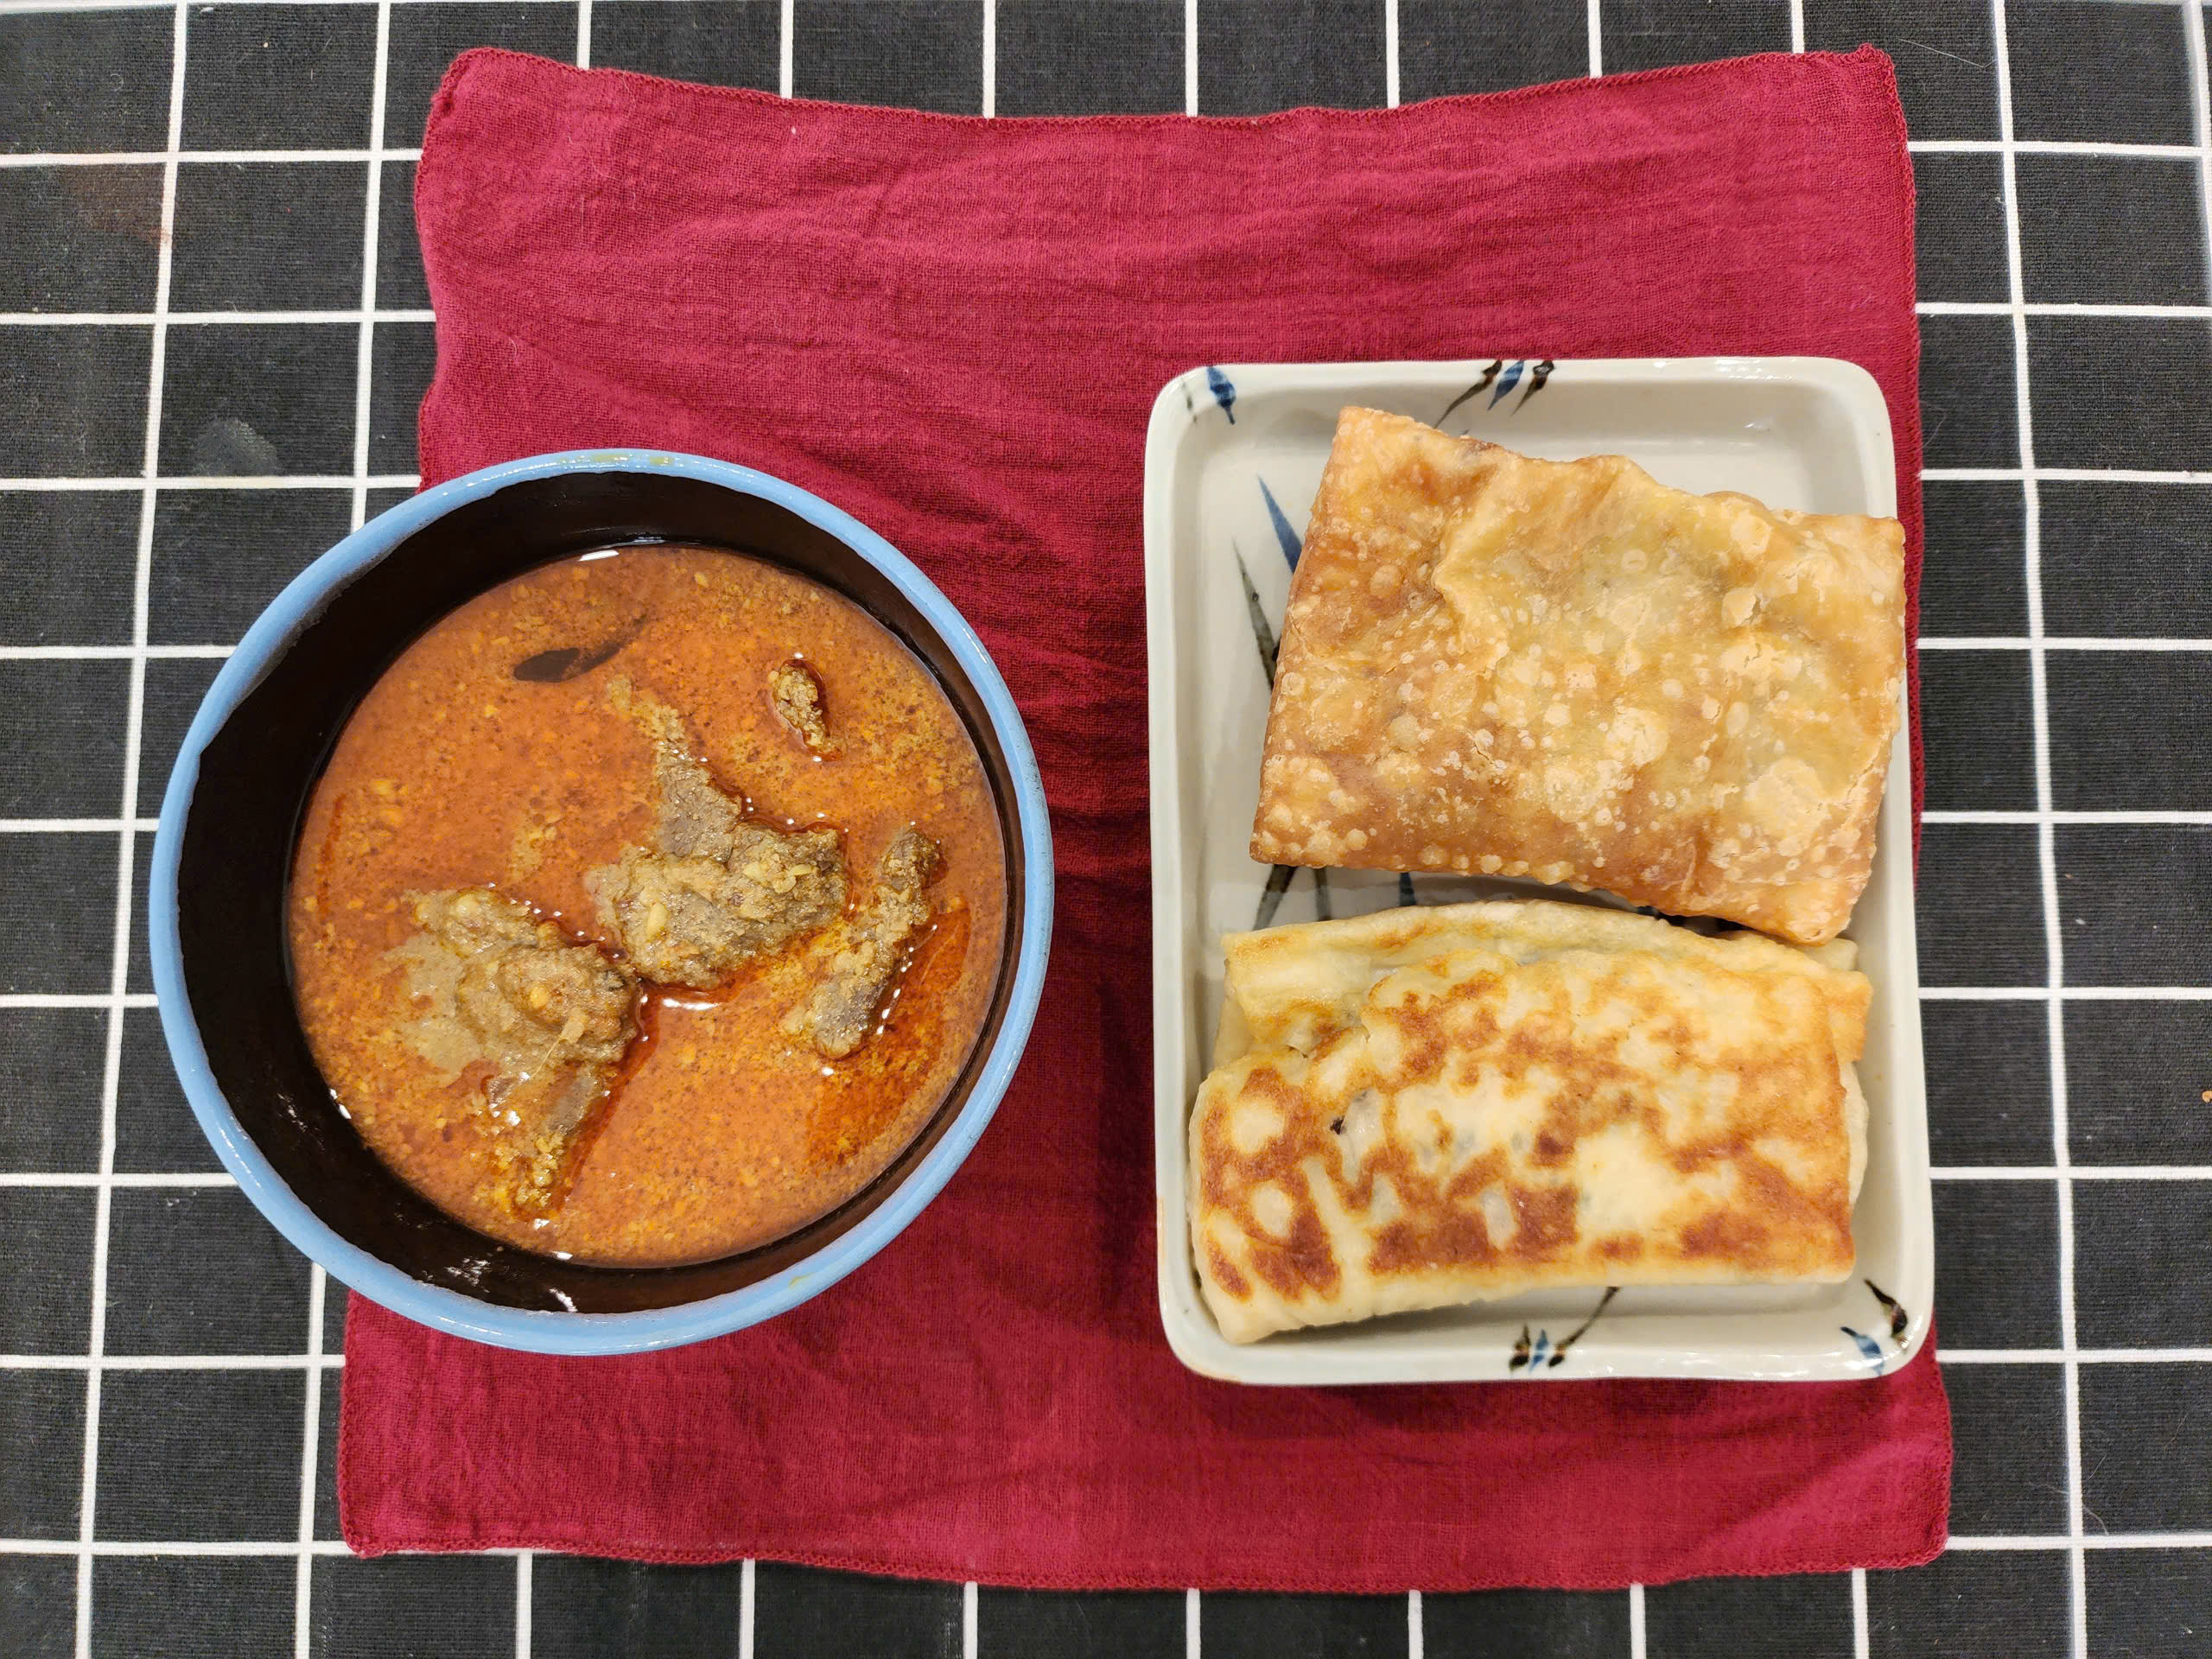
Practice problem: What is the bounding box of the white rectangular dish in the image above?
[1144,357,1933,1385]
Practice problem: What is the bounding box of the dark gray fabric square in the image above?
[103,1185,313,1356]
[2080,1363,2212,1532]
[2054,825,2212,987]
[0,327,151,479]
[2018,156,2208,307]
[1916,823,2047,988]
[794,0,982,113]
[1197,0,1385,112]
[1913,152,2007,306]
[158,323,356,478]
[181,3,378,151]
[1866,1551,2068,1656]
[92,1555,296,1659]
[997,0,1184,115]
[0,1370,84,1538]
[0,832,118,995]
[1931,1179,2060,1349]
[168,162,367,312]
[1923,998,2052,1167]
[2005,0,2192,145]
[1600,0,1789,73]
[310,1555,519,1659]
[0,1007,105,1172]
[0,492,139,647]
[1918,315,2018,470]
[1917,482,2026,639]
[1399,0,1591,99]
[1941,1362,2068,1534]
[2039,483,2212,639]
[0,167,162,312]
[1802,0,1997,141]
[753,1563,963,1659]
[1919,646,2035,811]
[532,1557,753,1658]
[590,0,782,91]
[0,1188,93,1354]
[149,488,352,644]
[2028,318,2212,474]
[383,3,579,146]
[2046,651,2212,811]
[94,1367,302,1541]
[2066,1000,2212,1166]
[0,658,126,817]
[2075,1181,2212,1349]
[0,10,174,154]
[1645,1572,1853,1658]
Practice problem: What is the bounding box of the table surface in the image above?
[3,1,2209,1656]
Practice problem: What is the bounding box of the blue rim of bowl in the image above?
[147,449,1055,1355]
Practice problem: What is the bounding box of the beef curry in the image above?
[288,543,1007,1267]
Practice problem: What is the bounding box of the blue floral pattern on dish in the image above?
[1840,1280,1913,1373]
[1439,359,1555,427]
[1207,365,1237,424]
[1242,482,1328,927]
[1510,1287,1619,1372]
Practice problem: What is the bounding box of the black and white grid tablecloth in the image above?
[2,0,2209,1654]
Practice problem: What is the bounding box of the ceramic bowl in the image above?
[150,450,1052,1354]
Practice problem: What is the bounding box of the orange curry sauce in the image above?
[287,544,1007,1266]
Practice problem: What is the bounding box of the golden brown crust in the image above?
[1189,899,1868,1344]
[1249,408,1905,945]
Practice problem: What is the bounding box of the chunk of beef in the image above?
[768,660,833,753]
[588,686,846,988]
[397,888,639,1211]
[785,827,940,1059]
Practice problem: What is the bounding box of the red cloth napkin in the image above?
[340,45,1949,1590]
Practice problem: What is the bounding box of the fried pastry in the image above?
[1189,900,1871,1344]
[1249,408,1906,945]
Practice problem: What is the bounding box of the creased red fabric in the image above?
[339,45,1949,1590]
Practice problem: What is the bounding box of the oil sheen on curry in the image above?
[288,544,1007,1267]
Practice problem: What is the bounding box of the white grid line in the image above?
[1585,0,1600,77]
[575,0,590,67]
[1407,1589,1421,1659]
[1942,1349,2212,1363]
[980,0,995,118]
[1628,1583,1645,1657]
[0,311,435,326]
[1788,0,1804,54]
[1384,0,1400,108]
[1987,3,2088,1650]
[0,1173,236,1187]
[1909,138,2203,157]
[1183,0,1197,114]
[1,1353,345,1370]
[1934,1167,2212,1181]
[516,1550,533,1659]
[71,6,180,1650]
[0,149,424,167]
[1921,467,2212,482]
[0,993,159,1008]
[779,0,793,99]
[1921,637,2212,651]
[2189,0,2212,311]
[0,476,421,491]
[1852,1568,1869,1659]
[740,1559,756,1659]
[1185,1586,1201,1657]
[962,1580,977,1659]
[1921,986,2212,1000]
